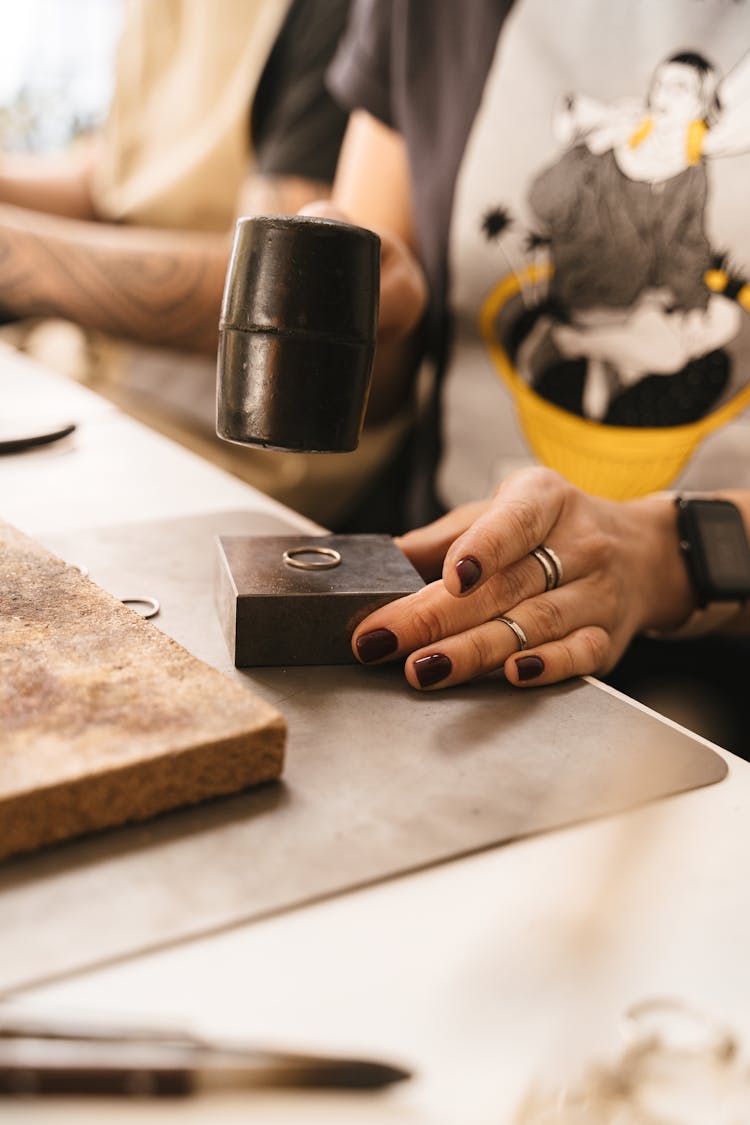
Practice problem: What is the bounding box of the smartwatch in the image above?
[676,497,750,608]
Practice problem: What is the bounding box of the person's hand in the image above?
[351,468,697,689]
[297,200,427,345]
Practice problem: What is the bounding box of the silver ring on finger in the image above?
[530,547,555,591]
[530,545,563,590]
[496,614,528,652]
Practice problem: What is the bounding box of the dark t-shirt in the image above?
[328,0,515,353]
[253,0,351,184]
[328,0,750,523]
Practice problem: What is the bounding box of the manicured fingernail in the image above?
[356,628,398,663]
[456,556,482,593]
[414,653,452,687]
[516,655,545,682]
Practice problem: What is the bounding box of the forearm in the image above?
[0,204,230,353]
[330,110,427,422]
[0,146,98,220]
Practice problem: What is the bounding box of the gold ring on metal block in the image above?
[282,545,342,570]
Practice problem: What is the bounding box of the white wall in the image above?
[0,0,123,151]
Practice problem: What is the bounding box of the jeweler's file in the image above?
[0,1038,411,1097]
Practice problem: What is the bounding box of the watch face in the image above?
[701,506,750,591]
[681,499,750,601]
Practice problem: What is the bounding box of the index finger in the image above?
[442,468,567,597]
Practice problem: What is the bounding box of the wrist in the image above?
[626,493,697,633]
[636,492,750,638]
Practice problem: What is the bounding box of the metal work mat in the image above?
[0,510,727,994]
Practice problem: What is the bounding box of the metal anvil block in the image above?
[215,534,424,666]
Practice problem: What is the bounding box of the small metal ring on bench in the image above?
[121,595,161,619]
[282,545,342,570]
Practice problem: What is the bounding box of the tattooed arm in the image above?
[0,204,228,354]
[0,174,335,355]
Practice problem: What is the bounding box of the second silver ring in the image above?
[530,545,563,591]
[496,614,528,652]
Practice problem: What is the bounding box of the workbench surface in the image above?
[1,345,746,1124]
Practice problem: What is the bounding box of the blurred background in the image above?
[0,0,122,152]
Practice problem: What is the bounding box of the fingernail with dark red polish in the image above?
[356,628,398,663]
[516,655,545,682]
[414,653,452,688]
[456,556,482,593]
